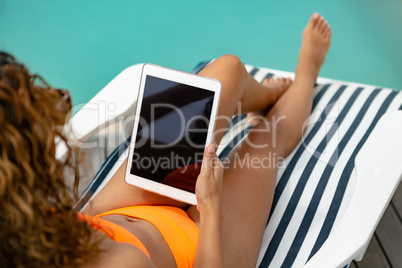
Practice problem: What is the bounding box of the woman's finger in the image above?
[207,145,223,181]
[200,144,216,177]
[213,157,224,180]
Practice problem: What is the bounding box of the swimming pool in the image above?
[1,0,401,106]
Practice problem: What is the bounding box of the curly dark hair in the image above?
[0,52,102,267]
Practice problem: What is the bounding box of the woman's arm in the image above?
[193,145,224,268]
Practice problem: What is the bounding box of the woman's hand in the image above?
[194,144,224,268]
[195,144,224,214]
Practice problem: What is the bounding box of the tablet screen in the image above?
[130,75,215,193]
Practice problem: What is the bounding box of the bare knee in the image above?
[203,55,248,89]
[215,54,247,79]
[198,54,249,118]
[216,54,243,68]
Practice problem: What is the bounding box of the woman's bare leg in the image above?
[83,55,290,216]
[187,13,331,267]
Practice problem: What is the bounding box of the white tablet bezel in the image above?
[124,63,221,205]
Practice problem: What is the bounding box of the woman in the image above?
[1,13,331,267]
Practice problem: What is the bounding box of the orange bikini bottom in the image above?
[81,206,199,268]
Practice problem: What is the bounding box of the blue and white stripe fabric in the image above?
[77,61,402,267]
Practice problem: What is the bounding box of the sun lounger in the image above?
[61,61,402,268]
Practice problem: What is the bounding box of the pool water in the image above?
[1,0,401,107]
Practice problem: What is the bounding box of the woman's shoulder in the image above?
[85,240,156,268]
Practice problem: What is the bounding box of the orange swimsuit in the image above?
[81,206,199,268]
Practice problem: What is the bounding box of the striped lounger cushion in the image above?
[77,61,402,268]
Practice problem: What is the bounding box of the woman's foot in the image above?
[295,13,331,83]
[262,76,292,111]
[247,77,292,126]
[264,76,292,99]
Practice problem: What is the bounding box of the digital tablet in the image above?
[124,63,221,205]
